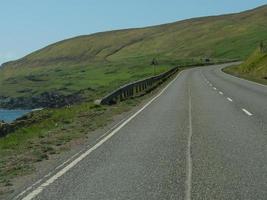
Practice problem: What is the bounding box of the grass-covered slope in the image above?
[1,5,267,105]
[224,45,267,85]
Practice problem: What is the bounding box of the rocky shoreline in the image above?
[0,120,14,137]
[0,110,49,137]
[0,118,26,137]
[0,91,83,109]
[0,92,79,137]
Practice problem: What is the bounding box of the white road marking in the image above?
[16,115,131,200]
[16,113,132,200]
[213,87,217,90]
[221,68,267,89]
[90,116,129,145]
[185,86,193,200]
[227,97,233,102]
[20,68,185,200]
[242,109,253,116]
[219,91,223,95]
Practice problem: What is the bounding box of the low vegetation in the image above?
[223,43,267,85]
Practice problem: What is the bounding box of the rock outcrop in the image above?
[0,91,84,109]
[0,120,14,137]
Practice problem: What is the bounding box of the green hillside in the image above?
[1,5,267,107]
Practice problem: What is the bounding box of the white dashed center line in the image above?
[242,109,253,116]
[204,77,254,118]
[227,97,233,102]
[185,86,193,200]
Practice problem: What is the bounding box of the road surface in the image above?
[17,63,267,200]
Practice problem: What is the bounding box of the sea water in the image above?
[0,109,31,123]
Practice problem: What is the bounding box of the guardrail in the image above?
[98,66,179,105]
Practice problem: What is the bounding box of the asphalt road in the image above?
[18,63,267,200]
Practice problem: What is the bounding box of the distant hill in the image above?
[1,4,267,107]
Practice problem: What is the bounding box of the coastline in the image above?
[0,108,42,123]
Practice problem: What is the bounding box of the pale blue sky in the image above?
[0,0,267,64]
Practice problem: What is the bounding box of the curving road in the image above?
[17,63,267,200]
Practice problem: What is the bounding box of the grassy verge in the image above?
[223,65,267,85]
[223,48,267,85]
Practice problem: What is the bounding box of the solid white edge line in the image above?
[20,70,185,200]
[220,68,267,89]
[16,116,130,200]
[242,108,253,116]
[227,97,233,102]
